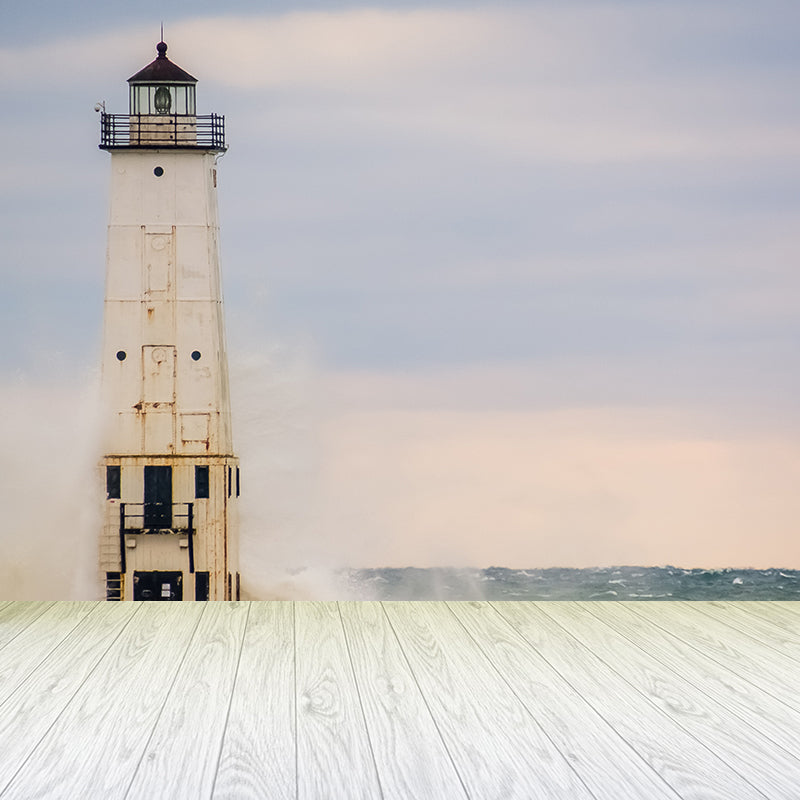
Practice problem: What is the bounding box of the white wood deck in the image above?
[0,601,799,799]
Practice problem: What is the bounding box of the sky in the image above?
[1,1,800,597]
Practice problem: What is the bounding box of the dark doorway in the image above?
[133,571,183,601]
[144,465,172,528]
[195,571,210,601]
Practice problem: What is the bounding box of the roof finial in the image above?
[157,23,167,59]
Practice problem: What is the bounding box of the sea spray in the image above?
[3,364,799,602]
[344,566,800,600]
[232,347,356,599]
[0,375,103,600]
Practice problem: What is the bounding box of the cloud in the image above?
[3,351,798,600]
[232,358,800,571]
[2,4,799,591]
[3,5,799,164]
[278,386,800,570]
[181,6,800,164]
[2,4,798,381]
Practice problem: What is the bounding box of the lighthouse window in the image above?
[154,86,171,114]
[106,466,121,499]
[153,166,164,177]
[195,466,209,499]
[130,84,195,116]
[116,350,126,361]
[191,350,201,361]
[195,572,210,601]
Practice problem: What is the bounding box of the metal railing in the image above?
[118,502,196,574]
[99,113,226,150]
[120,502,194,533]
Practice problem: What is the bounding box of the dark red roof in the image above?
[128,41,197,84]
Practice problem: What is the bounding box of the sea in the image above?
[343,566,800,601]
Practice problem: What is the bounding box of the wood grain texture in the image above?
[1,600,799,800]
[1,602,204,800]
[586,603,800,763]
[544,602,800,800]
[448,600,680,800]
[294,601,381,800]
[0,602,140,796]
[492,601,768,800]
[692,602,800,663]
[213,601,296,800]
[123,602,250,800]
[0,602,54,651]
[733,601,800,634]
[338,601,466,800]
[0,602,98,708]
[383,601,593,800]
[628,602,800,713]
[754,600,800,619]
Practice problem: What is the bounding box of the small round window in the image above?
[191,351,202,361]
[153,166,164,177]
[116,351,127,361]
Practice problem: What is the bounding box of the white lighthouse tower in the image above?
[98,40,239,601]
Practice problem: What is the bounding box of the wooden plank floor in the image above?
[0,602,799,799]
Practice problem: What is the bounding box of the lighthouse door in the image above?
[141,345,177,452]
[133,571,183,601]
[144,465,172,528]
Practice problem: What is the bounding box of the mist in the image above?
[0,375,102,599]
[2,346,800,600]
[0,351,363,601]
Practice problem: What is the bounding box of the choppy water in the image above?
[344,566,800,600]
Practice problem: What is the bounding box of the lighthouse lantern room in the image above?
[98,41,239,601]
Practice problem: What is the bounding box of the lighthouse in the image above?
[98,41,239,601]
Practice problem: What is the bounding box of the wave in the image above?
[345,565,800,601]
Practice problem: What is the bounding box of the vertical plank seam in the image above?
[0,603,105,715]
[444,602,602,800]
[122,603,209,800]
[209,601,252,799]
[490,602,771,800]
[0,602,56,655]
[737,601,800,634]
[624,602,800,711]
[0,602,144,799]
[754,601,800,620]
[721,600,800,639]
[579,601,800,765]
[688,602,800,665]
[293,601,298,800]
[336,602,384,800]
[483,602,678,794]
[379,602,471,800]
[532,602,772,800]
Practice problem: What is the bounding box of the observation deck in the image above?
[99,112,226,151]
[116,502,197,576]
